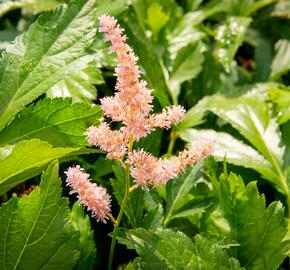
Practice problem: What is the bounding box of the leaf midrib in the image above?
[0,107,99,146]
[12,170,53,269]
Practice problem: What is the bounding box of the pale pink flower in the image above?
[128,149,157,187]
[149,105,186,130]
[85,14,213,188]
[65,165,111,223]
[128,140,214,187]
[86,123,128,159]
[98,14,154,139]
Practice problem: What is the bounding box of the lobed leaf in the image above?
[218,172,289,270]
[126,228,243,269]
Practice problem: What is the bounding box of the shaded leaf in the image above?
[164,165,204,225]
[70,202,96,270]
[168,42,205,103]
[0,161,79,270]
[0,98,102,147]
[111,161,144,227]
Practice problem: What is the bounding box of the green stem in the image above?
[167,131,177,155]
[108,137,134,270]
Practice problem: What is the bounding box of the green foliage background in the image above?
[0,0,289,269]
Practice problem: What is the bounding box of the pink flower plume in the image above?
[128,140,214,187]
[65,166,111,223]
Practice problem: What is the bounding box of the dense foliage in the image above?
[0,0,289,269]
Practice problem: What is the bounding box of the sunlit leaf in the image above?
[0,98,102,147]
[47,63,103,103]
[0,139,95,195]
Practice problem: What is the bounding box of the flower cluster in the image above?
[65,166,111,223]
[65,14,213,222]
[86,14,186,155]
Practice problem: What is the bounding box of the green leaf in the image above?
[222,0,276,16]
[122,11,171,107]
[164,165,202,225]
[0,0,63,16]
[175,96,209,130]
[254,35,272,82]
[147,2,169,37]
[126,228,243,269]
[0,139,94,195]
[142,203,164,229]
[271,39,290,80]
[124,257,144,270]
[268,86,290,124]
[0,98,102,147]
[0,0,99,131]
[0,160,80,270]
[179,92,285,192]
[222,0,254,16]
[168,42,205,103]
[218,172,289,270]
[70,202,96,270]
[47,63,103,103]
[111,161,144,227]
[214,17,251,72]
[180,129,278,185]
[0,29,19,51]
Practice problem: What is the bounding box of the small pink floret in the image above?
[65,165,111,223]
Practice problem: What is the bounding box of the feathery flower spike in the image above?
[85,14,214,187]
[65,165,111,223]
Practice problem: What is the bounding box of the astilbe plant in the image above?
[65,14,213,270]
